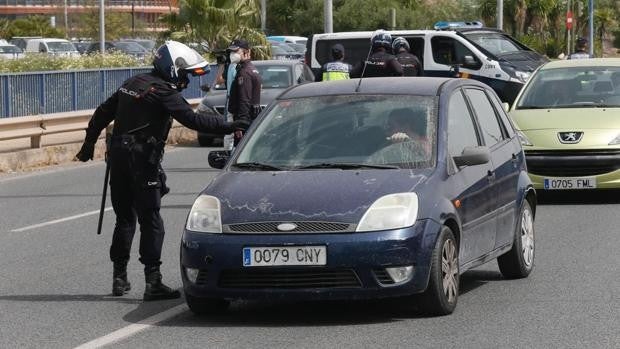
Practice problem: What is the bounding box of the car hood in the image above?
[510,108,620,131]
[203,169,431,224]
[203,88,288,108]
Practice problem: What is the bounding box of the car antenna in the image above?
[355,29,383,93]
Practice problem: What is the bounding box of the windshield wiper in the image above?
[232,162,285,171]
[516,105,549,109]
[294,162,399,170]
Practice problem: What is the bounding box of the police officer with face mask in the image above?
[227,39,262,146]
[350,30,403,78]
[392,37,423,76]
[75,40,248,301]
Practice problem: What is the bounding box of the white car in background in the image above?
[25,38,79,57]
[0,44,23,59]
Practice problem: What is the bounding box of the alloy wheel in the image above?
[441,238,458,303]
[521,206,535,267]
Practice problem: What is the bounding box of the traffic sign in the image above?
[566,11,574,30]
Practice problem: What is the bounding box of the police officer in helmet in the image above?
[351,30,403,78]
[75,40,248,301]
[316,43,352,81]
[392,37,423,76]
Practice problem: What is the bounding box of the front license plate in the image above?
[543,177,597,190]
[243,246,326,267]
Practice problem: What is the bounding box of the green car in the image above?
[509,58,620,190]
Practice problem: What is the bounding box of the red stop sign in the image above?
[566,11,573,30]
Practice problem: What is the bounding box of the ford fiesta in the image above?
[181,77,537,316]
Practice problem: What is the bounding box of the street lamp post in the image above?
[497,0,503,30]
[99,0,105,54]
[588,0,594,57]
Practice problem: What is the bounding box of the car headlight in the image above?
[610,133,620,145]
[356,193,419,232]
[186,195,222,233]
[517,130,533,146]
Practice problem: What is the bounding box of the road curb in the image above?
[0,125,198,173]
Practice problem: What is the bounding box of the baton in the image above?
[96,154,111,235]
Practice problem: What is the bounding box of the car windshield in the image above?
[114,42,146,52]
[0,45,21,53]
[47,42,76,52]
[259,66,292,88]
[516,66,620,109]
[235,95,437,170]
[463,32,522,55]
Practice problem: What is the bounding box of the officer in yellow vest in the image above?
[317,44,352,81]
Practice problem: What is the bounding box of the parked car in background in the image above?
[86,41,148,59]
[182,77,536,316]
[9,36,41,51]
[267,35,308,45]
[124,38,157,52]
[269,41,304,61]
[196,60,315,146]
[73,41,91,55]
[24,38,79,57]
[0,44,24,59]
[509,58,620,190]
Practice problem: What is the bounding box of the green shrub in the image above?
[0,52,151,73]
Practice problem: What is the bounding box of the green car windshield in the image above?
[517,66,620,109]
[234,95,437,170]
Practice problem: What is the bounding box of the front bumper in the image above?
[180,219,441,301]
[525,150,620,189]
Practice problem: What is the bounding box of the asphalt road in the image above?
[1,145,619,349]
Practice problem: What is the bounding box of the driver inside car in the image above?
[382,107,431,159]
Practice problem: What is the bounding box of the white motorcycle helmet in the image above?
[153,40,210,89]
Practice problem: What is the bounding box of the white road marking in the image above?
[10,207,113,232]
[73,304,187,349]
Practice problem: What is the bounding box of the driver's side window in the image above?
[447,89,480,158]
[431,37,481,70]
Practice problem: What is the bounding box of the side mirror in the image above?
[462,55,479,69]
[208,150,231,169]
[453,146,490,167]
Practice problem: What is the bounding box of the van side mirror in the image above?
[502,102,510,112]
[453,146,490,167]
[462,55,478,69]
[208,150,231,169]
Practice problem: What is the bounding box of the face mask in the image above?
[230,52,241,64]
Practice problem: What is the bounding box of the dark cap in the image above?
[331,44,345,55]
[576,37,588,46]
[228,39,250,51]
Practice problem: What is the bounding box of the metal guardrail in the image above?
[0,98,202,148]
[0,66,217,118]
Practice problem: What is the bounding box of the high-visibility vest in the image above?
[322,61,351,81]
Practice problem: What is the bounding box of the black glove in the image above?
[75,142,95,162]
[231,119,251,132]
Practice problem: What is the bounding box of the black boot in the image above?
[143,267,181,301]
[112,261,131,296]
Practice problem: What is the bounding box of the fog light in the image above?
[185,267,200,283]
[385,266,414,284]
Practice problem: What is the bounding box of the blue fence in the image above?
[0,66,219,118]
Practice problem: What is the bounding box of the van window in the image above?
[431,36,481,70]
[315,38,369,67]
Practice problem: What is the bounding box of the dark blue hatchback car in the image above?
[181,77,537,316]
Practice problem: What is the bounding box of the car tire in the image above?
[497,199,535,279]
[185,294,229,315]
[418,226,459,316]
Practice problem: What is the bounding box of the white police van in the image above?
[305,21,548,103]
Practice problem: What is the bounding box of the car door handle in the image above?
[511,153,518,162]
[487,170,495,180]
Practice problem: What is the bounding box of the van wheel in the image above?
[498,200,535,279]
[418,226,459,316]
[186,294,229,315]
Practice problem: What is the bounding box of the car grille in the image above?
[525,150,620,177]
[373,268,395,285]
[218,269,362,289]
[224,221,355,233]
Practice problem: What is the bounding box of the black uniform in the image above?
[395,51,423,76]
[350,50,403,78]
[228,60,262,123]
[83,71,235,269]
